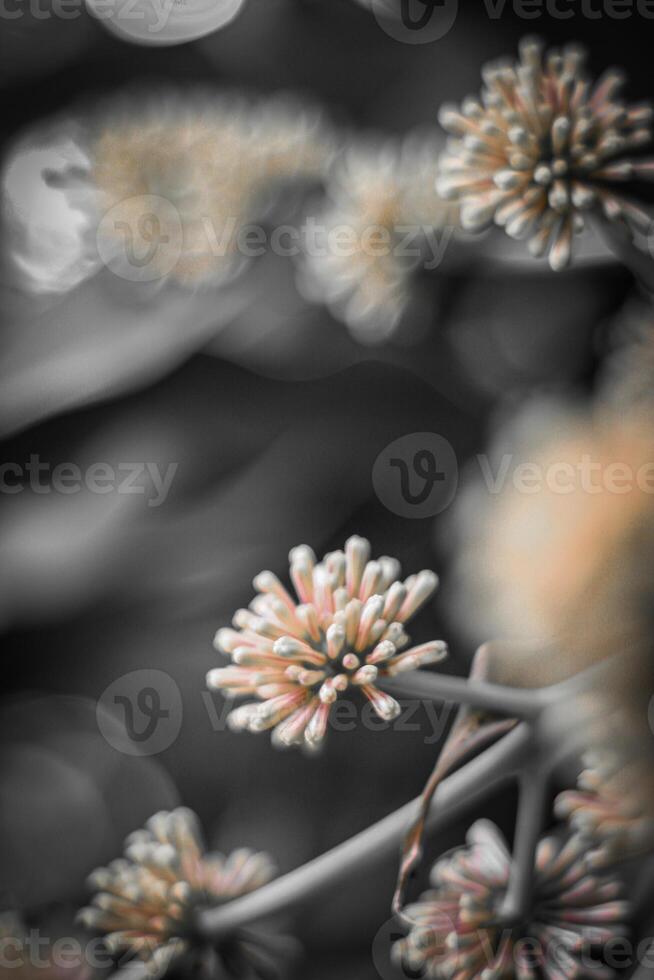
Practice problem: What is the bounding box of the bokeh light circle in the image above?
[85,0,246,46]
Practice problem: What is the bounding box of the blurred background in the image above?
[1,3,653,978]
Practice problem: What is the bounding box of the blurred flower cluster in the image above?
[394,820,630,980]
[2,34,653,440]
[7,90,334,292]
[298,134,458,344]
[79,808,290,978]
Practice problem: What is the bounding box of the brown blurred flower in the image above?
[437,37,654,270]
[393,819,630,980]
[39,90,333,289]
[208,535,446,749]
[78,808,280,976]
[91,91,333,286]
[450,402,654,667]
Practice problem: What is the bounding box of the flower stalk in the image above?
[381,669,546,721]
[497,760,551,923]
[100,656,617,980]
[196,722,532,939]
[590,209,654,296]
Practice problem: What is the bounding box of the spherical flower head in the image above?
[556,750,654,865]
[437,36,654,270]
[393,820,630,980]
[299,135,458,344]
[208,536,446,749]
[78,808,277,976]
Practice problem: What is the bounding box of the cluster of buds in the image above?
[437,37,654,270]
[78,809,276,975]
[556,751,654,865]
[208,536,446,749]
[394,819,630,980]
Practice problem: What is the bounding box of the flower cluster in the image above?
[437,37,654,270]
[556,751,654,864]
[393,819,630,980]
[40,90,333,289]
[208,536,446,749]
[78,808,276,974]
[448,401,654,668]
[90,91,333,286]
[299,135,457,343]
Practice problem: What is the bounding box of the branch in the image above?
[381,670,545,720]
[589,211,654,296]
[103,725,530,980]
[197,722,531,938]
[497,760,549,923]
